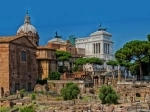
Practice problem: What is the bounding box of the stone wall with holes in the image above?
[47,80,85,94]
[117,83,150,103]
[9,42,37,94]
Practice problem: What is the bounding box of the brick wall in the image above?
[0,44,10,94]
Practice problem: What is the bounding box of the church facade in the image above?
[0,35,38,95]
[0,12,57,95]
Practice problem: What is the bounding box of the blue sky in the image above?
[0,0,150,52]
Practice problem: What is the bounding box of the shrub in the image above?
[20,106,35,112]
[20,89,26,93]
[60,82,80,100]
[20,88,26,98]
[99,85,119,104]
[48,72,61,80]
[31,94,36,100]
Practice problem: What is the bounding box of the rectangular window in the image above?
[15,83,20,92]
[28,83,32,91]
[21,51,26,61]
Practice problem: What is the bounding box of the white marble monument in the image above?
[75,24,115,72]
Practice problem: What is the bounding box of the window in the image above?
[15,83,20,92]
[21,51,26,61]
[28,83,32,91]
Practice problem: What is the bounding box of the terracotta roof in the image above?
[37,46,56,50]
[0,35,23,43]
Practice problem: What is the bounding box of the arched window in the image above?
[21,51,26,61]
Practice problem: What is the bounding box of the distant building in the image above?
[47,32,85,71]
[68,35,76,46]
[75,24,114,72]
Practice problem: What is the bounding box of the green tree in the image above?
[99,85,119,104]
[72,65,79,72]
[86,57,103,75]
[74,57,103,74]
[115,40,150,80]
[55,50,71,64]
[74,58,87,71]
[147,34,150,41]
[106,60,118,78]
[107,60,118,69]
[48,71,61,80]
[129,62,139,76]
[55,50,71,73]
[120,61,132,78]
[60,82,80,100]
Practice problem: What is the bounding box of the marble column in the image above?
[101,43,104,54]
[108,44,110,54]
[98,77,100,86]
[94,43,96,54]
[93,44,95,54]
[99,43,101,53]
[96,43,98,54]
[118,65,121,82]
[97,43,99,53]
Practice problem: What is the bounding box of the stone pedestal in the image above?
[98,78,100,86]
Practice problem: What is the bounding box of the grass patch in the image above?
[82,96,91,101]
[0,107,11,112]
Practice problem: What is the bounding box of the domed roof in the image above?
[90,30,112,36]
[48,31,66,44]
[48,38,66,44]
[17,12,38,36]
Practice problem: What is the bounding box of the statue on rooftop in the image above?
[55,31,58,37]
[55,31,61,38]
[98,23,107,31]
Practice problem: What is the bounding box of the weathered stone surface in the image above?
[47,80,85,94]
[34,84,47,93]
[2,100,13,108]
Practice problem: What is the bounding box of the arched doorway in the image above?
[135,93,141,102]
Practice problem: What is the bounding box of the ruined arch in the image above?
[136,93,141,97]
[125,92,129,97]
